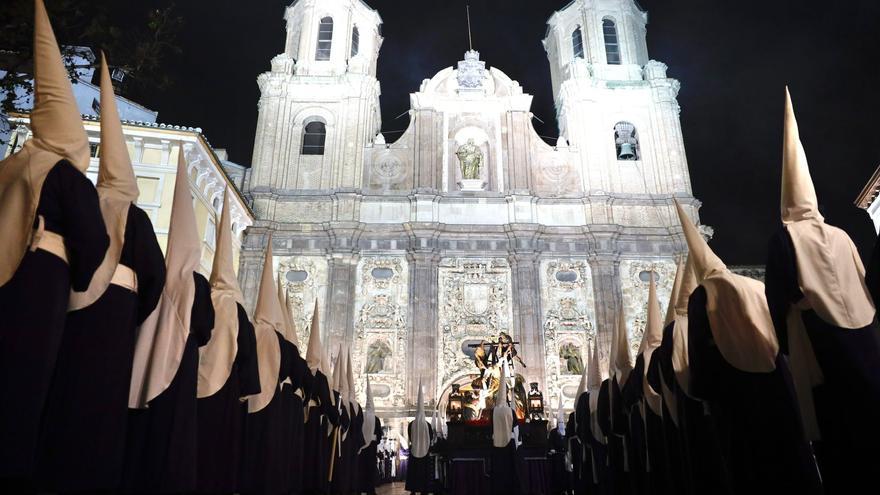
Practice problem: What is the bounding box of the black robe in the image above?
[688,285,822,494]
[574,391,598,492]
[405,421,434,494]
[302,371,337,495]
[607,377,634,495]
[596,379,620,495]
[489,410,520,495]
[624,354,666,495]
[122,272,215,494]
[195,303,260,494]
[286,348,308,495]
[547,425,569,495]
[329,393,350,494]
[240,331,290,495]
[38,205,164,494]
[348,406,366,495]
[766,228,880,493]
[0,161,108,487]
[645,323,686,495]
[357,416,383,495]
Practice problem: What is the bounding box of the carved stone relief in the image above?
[277,256,329,348]
[540,259,596,409]
[353,256,409,408]
[437,258,513,392]
[619,259,677,357]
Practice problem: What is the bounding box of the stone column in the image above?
[405,223,441,406]
[325,223,363,350]
[506,224,545,388]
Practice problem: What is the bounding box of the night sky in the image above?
[133,0,880,265]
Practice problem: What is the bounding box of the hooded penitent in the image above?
[612,306,634,386]
[246,238,285,413]
[305,299,324,375]
[284,291,300,347]
[664,258,685,328]
[587,339,606,444]
[0,0,91,287]
[346,346,359,414]
[638,272,663,415]
[197,189,243,399]
[556,398,566,436]
[671,255,698,395]
[277,276,299,347]
[360,375,376,451]
[411,379,430,458]
[572,357,588,431]
[129,150,201,408]
[674,200,778,372]
[68,53,139,310]
[781,88,874,329]
[493,369,514,447]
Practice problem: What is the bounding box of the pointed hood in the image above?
[346,345,358,413]
[574,358,588,403]
[0,0,90,287]
[556,398,566,435]
[284,291,300,347]
[675,200,779,373]
[198,190,244,398]
[664,258,685,326]
[638,272,664,415]
[305,299,324,374]
[587,339,606,444]
[30,0,90,172]
[361,375,377,448]
[492,368,514,447]
[674,201,726,283]
[431,407,440,445]
[671,255,698,394]
[246,237,285,413]
[69,52,140,310]
[781,87,822,224]
[612,306,633,386]
[130,149,201,408]
[277,276,298,345]
[411,379,430,458]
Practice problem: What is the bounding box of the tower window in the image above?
[603,19,621,65]
[572,27,584,59]
[316,17,333,61]
[302,121,327,155]
[351,26,360,57]
[614,122,640,161]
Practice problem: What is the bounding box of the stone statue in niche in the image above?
[559,343,584,375]
[456,138,483,180]
[365,340,392,374]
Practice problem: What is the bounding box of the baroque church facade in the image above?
[239,0,701,415]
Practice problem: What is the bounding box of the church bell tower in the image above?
[247,0,383,219]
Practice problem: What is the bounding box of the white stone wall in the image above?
[618,258,678,355]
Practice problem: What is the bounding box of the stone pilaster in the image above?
[405,223,441,406]
[506,224,545,388]
[589,253,622,371]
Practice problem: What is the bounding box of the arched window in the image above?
[351,26,360,57]
[614,122,639,161]
[301,121,327,155]
[572,27,585,59]
[603,19,621,65]
[315,17,333,61]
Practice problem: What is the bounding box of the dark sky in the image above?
[137,0,880,265]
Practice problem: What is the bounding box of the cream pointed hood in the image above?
[411,379,430,458]
[198,190,244,398]
[277,276,299,345]
[0,0,91,286]
[247,238,286,413]
[664,258,685,327]
[305,299,324,374]
[611,306,633,386]
[346,346,359,414]
[587,339,606,444]
[671,255,698,395]
[781,88,874,329]
[556,398,566,435]
[675,200,778,373]
[493,368,514,447]
[361,375,377,449]
[69,53,140,310]
[638,272,663,415]
[130,149,201,408]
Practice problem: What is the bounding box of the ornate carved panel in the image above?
[619,259,677,357]
[277,256,329,348]
[540,259,596,409]
[437,258,513,392]
[353,256,409,408]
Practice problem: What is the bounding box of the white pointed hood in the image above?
[493,368,514,447]
[638,272,663,415]
[346,346,359,414]
[675,200,778,373]
[69,52,140,310]
[305,299,324,374]
[129,149,201,408]
[411,379,430,458]
[361,375,377,449]
[556,398,566,436]
[0,0,91,286]
[247,237,286,413]
[611,306,633,386]
[198,190,244,398]
[781,88,874,329]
